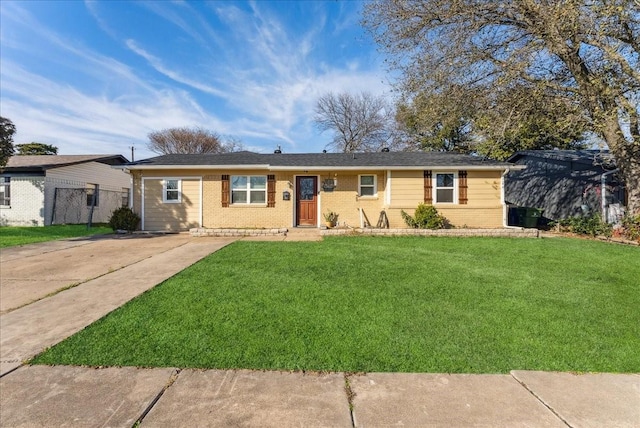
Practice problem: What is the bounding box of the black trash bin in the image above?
[509,206,528,227]
[523,208,544,228]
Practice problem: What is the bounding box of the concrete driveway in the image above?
[0,233,236,375]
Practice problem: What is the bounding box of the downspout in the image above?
[601,169,618,222]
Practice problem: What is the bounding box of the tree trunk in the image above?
[603,123,640,217]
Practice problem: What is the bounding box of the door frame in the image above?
[293,175,320,227]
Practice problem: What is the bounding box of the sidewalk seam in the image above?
[133,368,181,427]
[344,372,356,428]
[510,372,573,428]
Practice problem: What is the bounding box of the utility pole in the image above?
[130,146,135,162]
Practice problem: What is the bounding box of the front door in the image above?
[296,176,317,226]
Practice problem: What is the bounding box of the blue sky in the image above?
[0,0,391,160]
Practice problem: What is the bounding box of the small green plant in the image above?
[621,214,640,241]
[108,207,140,232]
[401,203,448,229]
[323,210,339,224]
[552,214,612,237]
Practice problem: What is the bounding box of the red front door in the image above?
[296,176,317,226]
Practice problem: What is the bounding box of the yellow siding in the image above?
[143,178,200,231]
[389,170,423,207]
[203,171,292,228]
[320,172,385,228]
[466,170,502,207]
[132,168,505,230]
[386,170,504,228]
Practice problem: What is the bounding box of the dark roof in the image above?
[3,155,129,173]
[507,150,616,169]
[127,151,516,170]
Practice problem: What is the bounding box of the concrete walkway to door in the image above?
[0,234,236,375]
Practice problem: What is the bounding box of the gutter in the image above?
[601,169,619,222]
[118,164,526,172]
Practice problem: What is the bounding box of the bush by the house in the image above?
[401,204,448,229]
[621,215,640,242]
[108,207,140,232]
[552,214,612,237]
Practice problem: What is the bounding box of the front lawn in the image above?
[0,224,112,248]
[32,237,640,373]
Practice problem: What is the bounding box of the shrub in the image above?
[401,204,448,229]
[621,215,640,241]
[552,214,612,237]
[108,207,140,232]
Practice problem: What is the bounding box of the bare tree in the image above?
[147,127,242,155]
[314,92,395,152]
[364,0,640,214]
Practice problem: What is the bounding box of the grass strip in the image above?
[0,224,112,248]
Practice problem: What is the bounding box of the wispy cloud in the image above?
[1,0,390,158]
[125,39,228,98]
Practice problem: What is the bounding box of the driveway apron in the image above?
[0,234,235,375]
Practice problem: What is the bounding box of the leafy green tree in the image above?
[395,86,476,153]
[364,0,640,214]
[15,142,59,155]
[0,117,16,167]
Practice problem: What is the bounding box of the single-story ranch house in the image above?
[123,151,523,232]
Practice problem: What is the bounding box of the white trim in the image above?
[433,172,458,204]
[358,174,377,197]
[199,178,203,228]
[293,174,320,228]
[141,178,145,230]
[229,175,268,205]
[126,164,523,172]
[385,170,391,206]
[128,164,270,170]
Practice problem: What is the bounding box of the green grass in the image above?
[32,237,640,373]
[0,224,112,248]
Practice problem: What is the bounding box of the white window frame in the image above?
[0,176,10,206]
[163,179,182,203]
[433,172,458,204]
[358,174,377,197]
[231,175,267,205]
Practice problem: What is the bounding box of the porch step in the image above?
[285,228,323,241]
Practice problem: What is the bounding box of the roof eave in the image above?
[124,164,272,171]
[123,164,522,171]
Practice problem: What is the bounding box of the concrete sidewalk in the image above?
[1,366,638,427]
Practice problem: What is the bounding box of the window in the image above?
[231,175,267,204]
[163,179,181,203]
[86,184,99,207]
[434,173,456,203]
[359,175,377,197]
[0,177,10,206]
[121,188,130,207]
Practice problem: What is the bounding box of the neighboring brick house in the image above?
[0,155,130,226]
[124,151,521,231]
[505,150,626,222]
